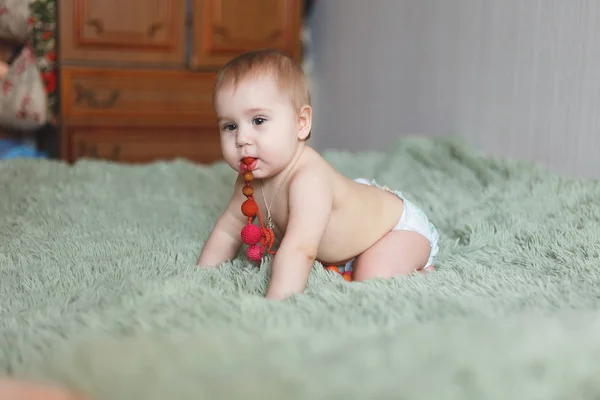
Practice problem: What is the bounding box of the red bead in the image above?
[241,224,261,245]
[242,157,256,166]
[246,245,263,261]
[241,199,258,217]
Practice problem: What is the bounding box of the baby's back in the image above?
[308,151,404,265]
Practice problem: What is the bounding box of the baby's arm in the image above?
[265,168,333,300]
[197,174,248,267]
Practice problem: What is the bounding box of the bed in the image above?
[1,136,599,399]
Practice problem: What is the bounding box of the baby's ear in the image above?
[296,105,312,140]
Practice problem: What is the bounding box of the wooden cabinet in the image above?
[58,0,303,164]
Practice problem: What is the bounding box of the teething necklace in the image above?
[239,157,275,263]
[239,148,304,263]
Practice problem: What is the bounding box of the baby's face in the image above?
[214,75,302,178]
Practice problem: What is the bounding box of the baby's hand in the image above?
[196,174,249,267]
[265,167,333,299]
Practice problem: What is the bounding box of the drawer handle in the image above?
[86,18,104,35]
[147,22,164,38]
[74,84,120,109]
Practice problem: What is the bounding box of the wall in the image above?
[308,0,600,179]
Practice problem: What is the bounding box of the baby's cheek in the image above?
[219,145,237,165]
[219,136,235,150]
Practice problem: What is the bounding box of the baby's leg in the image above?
[352,230,432,281]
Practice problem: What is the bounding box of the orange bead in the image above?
[242,185,254,196]
[243,171,254,182]
[325,265,341,274]
[242,157,256,165]
[241,199,258,217]
[342,271,352,282]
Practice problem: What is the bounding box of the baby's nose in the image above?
[236,129,252,147]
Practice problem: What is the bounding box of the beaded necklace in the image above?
[239,157,276,262]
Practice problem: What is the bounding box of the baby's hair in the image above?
[213,48,312,140]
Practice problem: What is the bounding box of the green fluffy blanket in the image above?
[1,137,600,399]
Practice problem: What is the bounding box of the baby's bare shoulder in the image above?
[290,147,331,179]
[289,161,332,195]
[285,150,337,204]
[302,147,347,178]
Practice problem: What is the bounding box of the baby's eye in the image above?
[222,123,237,131]
[253,117,266,126]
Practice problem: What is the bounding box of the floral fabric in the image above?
[29,0,57,125]
[0,0,30,42]
[0,44,49,130]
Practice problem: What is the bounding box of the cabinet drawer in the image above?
[67,126,223,164]
[61,67,217,126]
[59,0,187,67]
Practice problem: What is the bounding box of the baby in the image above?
[197,49,439,300]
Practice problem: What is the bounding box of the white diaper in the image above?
[342,178,440,272]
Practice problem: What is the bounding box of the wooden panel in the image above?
[191,0,303,67]
[66,126,223,164]
[60,67,217,126]
[59,0,187,66]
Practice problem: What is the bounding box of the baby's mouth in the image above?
[240,157,258,171]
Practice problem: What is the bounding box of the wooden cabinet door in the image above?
[59,0,187,67]
[191,0,303,68]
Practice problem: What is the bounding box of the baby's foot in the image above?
[416,265,435,275]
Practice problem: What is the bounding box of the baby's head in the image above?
[213,49,312,178]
